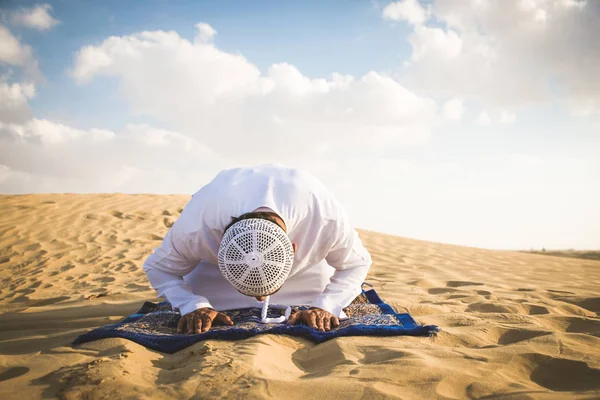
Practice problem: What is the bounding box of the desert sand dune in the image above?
[0,194,599,399]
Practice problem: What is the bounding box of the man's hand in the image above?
[287,307,340,332]
[177,307,234,334]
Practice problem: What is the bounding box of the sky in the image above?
[0,0,599,250]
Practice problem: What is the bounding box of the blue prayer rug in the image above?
[72,287,438,353]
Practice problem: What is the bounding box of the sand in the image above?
[0,194,599,399]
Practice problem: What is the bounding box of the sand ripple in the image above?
[1,194,599,399]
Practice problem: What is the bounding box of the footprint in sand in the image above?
[0,366,30,382]
[163,217,174,228]
[125,283,149,291]
[145,234,163,241]
[564,317,600,334]
[541,316,600,334]
[60,264,75,272]
[547,289,576,295]
[84,292,109,299]
[30,296,70,306]
[519,353,600,391]
[111,211,124,219]
[555,297,600,315]
[96,277,116,283]
[24,243,41,252]
[446,281,484,288]
[27,280,42,289]
[407,279,438,288]
[466,302,517,313]
[522,304,550,315]
[358,348,413,365]
[490,327,550,345]
[428,288,461,295]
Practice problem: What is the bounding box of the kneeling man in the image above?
[143,164,372,334]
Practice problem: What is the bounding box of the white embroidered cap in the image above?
[218,218,294,296]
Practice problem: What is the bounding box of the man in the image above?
[143,164,372,334]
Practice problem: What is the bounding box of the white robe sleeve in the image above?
[143,228,214,316]
[309,212,372,317]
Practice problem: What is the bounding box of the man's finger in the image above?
[287,312,298,325]
[177,315,186,334]
[316,314,325,331]
[194,313,202,334]
[215,313,234,326]
[332,316,340,328]
[187,314,195,334]
[201,314,212,333]
[324,317,331,331]
[309,312,317,329]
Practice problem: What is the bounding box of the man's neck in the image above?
[253,207,287,232]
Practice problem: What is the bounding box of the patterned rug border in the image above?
[72,288,438,353]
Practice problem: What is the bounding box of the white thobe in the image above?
[142,164,372,317]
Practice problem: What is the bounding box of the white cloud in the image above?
[0,164,12,184]
[568,98,598,117]
[11,4,60,31]
[299,153,600,250]
[409,25,463,61]
[383,0,429,25]
[194,22,216,43]
[500,110,516,124]
[390,0,600,115]
[509,153,542,167]
[560,0,587,10]
[475,110,490,125]
[70,24,437,159]
[0,22,439,194]
[0,118,222,193]
[0,118,115,145]
[0,80,35,124]
[0,25,32,65]
[0,25,41,79]
[441,97,464,120]
[69,45,113,84]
